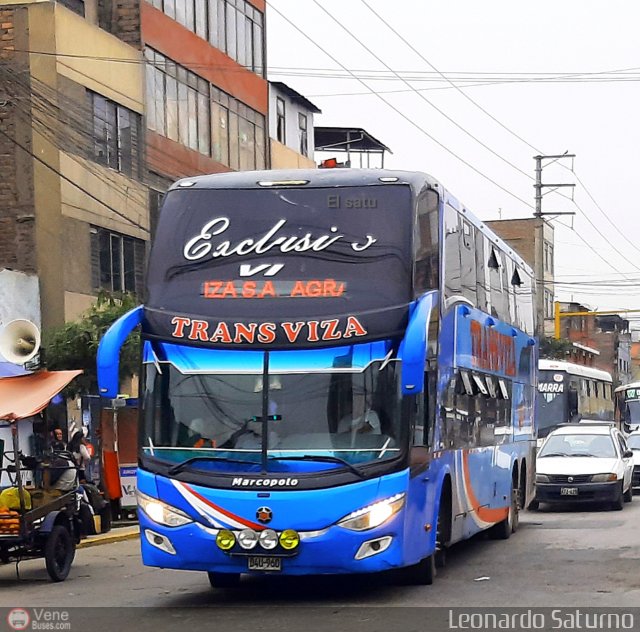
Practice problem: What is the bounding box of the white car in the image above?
[628,430,640,490]
[532,423,634,510]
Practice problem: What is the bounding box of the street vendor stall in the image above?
[0,370,108,582]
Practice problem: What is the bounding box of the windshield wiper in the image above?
[539,452,569,458]
[268,455,366,479]
[168,456,258,475]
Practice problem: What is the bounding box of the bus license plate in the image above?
[248,556,282,572]
[560,487,578,496]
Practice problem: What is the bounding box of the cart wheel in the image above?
[44,525,76,582]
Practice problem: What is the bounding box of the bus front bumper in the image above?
[138,513,408,575]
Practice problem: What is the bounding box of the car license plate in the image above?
[248,556,282,572]
[560,487,578,496]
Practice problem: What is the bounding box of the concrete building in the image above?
[559,301,632,387]
[486,218,555,338]
[269,81,320,169]
[0,0,269,338]
[0,0,148,332]
[138,0,268,214]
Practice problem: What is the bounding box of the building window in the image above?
[145,49,211,156]
[153,0,264,77]
[60,0,85,17]
[298,112,308,156]
[276,97,286,144]
[212,86,266,170]
[91,227,145,295]
[544,289,554,319]
[90,92,141,178]
[145,48,266,170]
[544,240,554,274]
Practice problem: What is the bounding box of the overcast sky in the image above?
[267,0,640,325]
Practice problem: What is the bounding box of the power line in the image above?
[8,47,640,84]
[267,2,534,210]
[0,126,149,234]
[349,1,640,281]
[310,0,535,185]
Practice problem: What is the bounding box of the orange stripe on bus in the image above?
[462,451,509,524]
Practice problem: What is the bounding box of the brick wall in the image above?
[0,7,36,273]
[97,0,141,48]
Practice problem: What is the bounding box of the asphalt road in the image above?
[1,501,639,630]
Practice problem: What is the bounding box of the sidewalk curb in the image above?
[78,527,140,549]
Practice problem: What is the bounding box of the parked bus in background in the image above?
[614,382,640,433]
[98,169,537,587]
[537,359,614,442]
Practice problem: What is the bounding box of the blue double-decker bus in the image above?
[98,169,537,586]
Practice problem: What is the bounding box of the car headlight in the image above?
[137,491,193,527]
[337,493,405,531]
[535,474,550,483]
[591,473,618,483]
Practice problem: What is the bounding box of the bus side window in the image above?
[460,218,477,307]
[414,190,439,296]
[568,385,579,420]
[443,204,462,302]
[475,229,489,314]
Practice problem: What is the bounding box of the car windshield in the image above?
[628,435,640,450]
[539,433,617,459]
[140,360,404,470]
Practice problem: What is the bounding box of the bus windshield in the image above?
[536,371,568,436]
[141,360,404,469]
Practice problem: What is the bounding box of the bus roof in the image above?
[539,359,612,382]
[614,381,640,393]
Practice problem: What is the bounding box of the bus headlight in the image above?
[591,473,618,482]
[337,493,405,532]
[137,491,193,527]
[535,474,550,483]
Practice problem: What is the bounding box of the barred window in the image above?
[91,227,145,296]
[90,92,141,178]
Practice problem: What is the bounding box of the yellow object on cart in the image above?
[0,486,31,511]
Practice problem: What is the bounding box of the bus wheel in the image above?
[406,554,436,586]
[489,486,519,540]
[207,572,241,588]
[623,484,633,503]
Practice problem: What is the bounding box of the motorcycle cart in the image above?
[0,369,95,582]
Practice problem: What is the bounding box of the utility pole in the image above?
[533,153,575,339]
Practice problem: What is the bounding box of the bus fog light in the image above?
[144,529,176,555]
[258,529,278,550]
[355,536,392,560]
[216,529,236,551]
[237,529,259,550]
[279,529,300,550]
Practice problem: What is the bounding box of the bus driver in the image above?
[337,390,381,435]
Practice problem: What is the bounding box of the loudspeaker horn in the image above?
[0,319,41,364]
